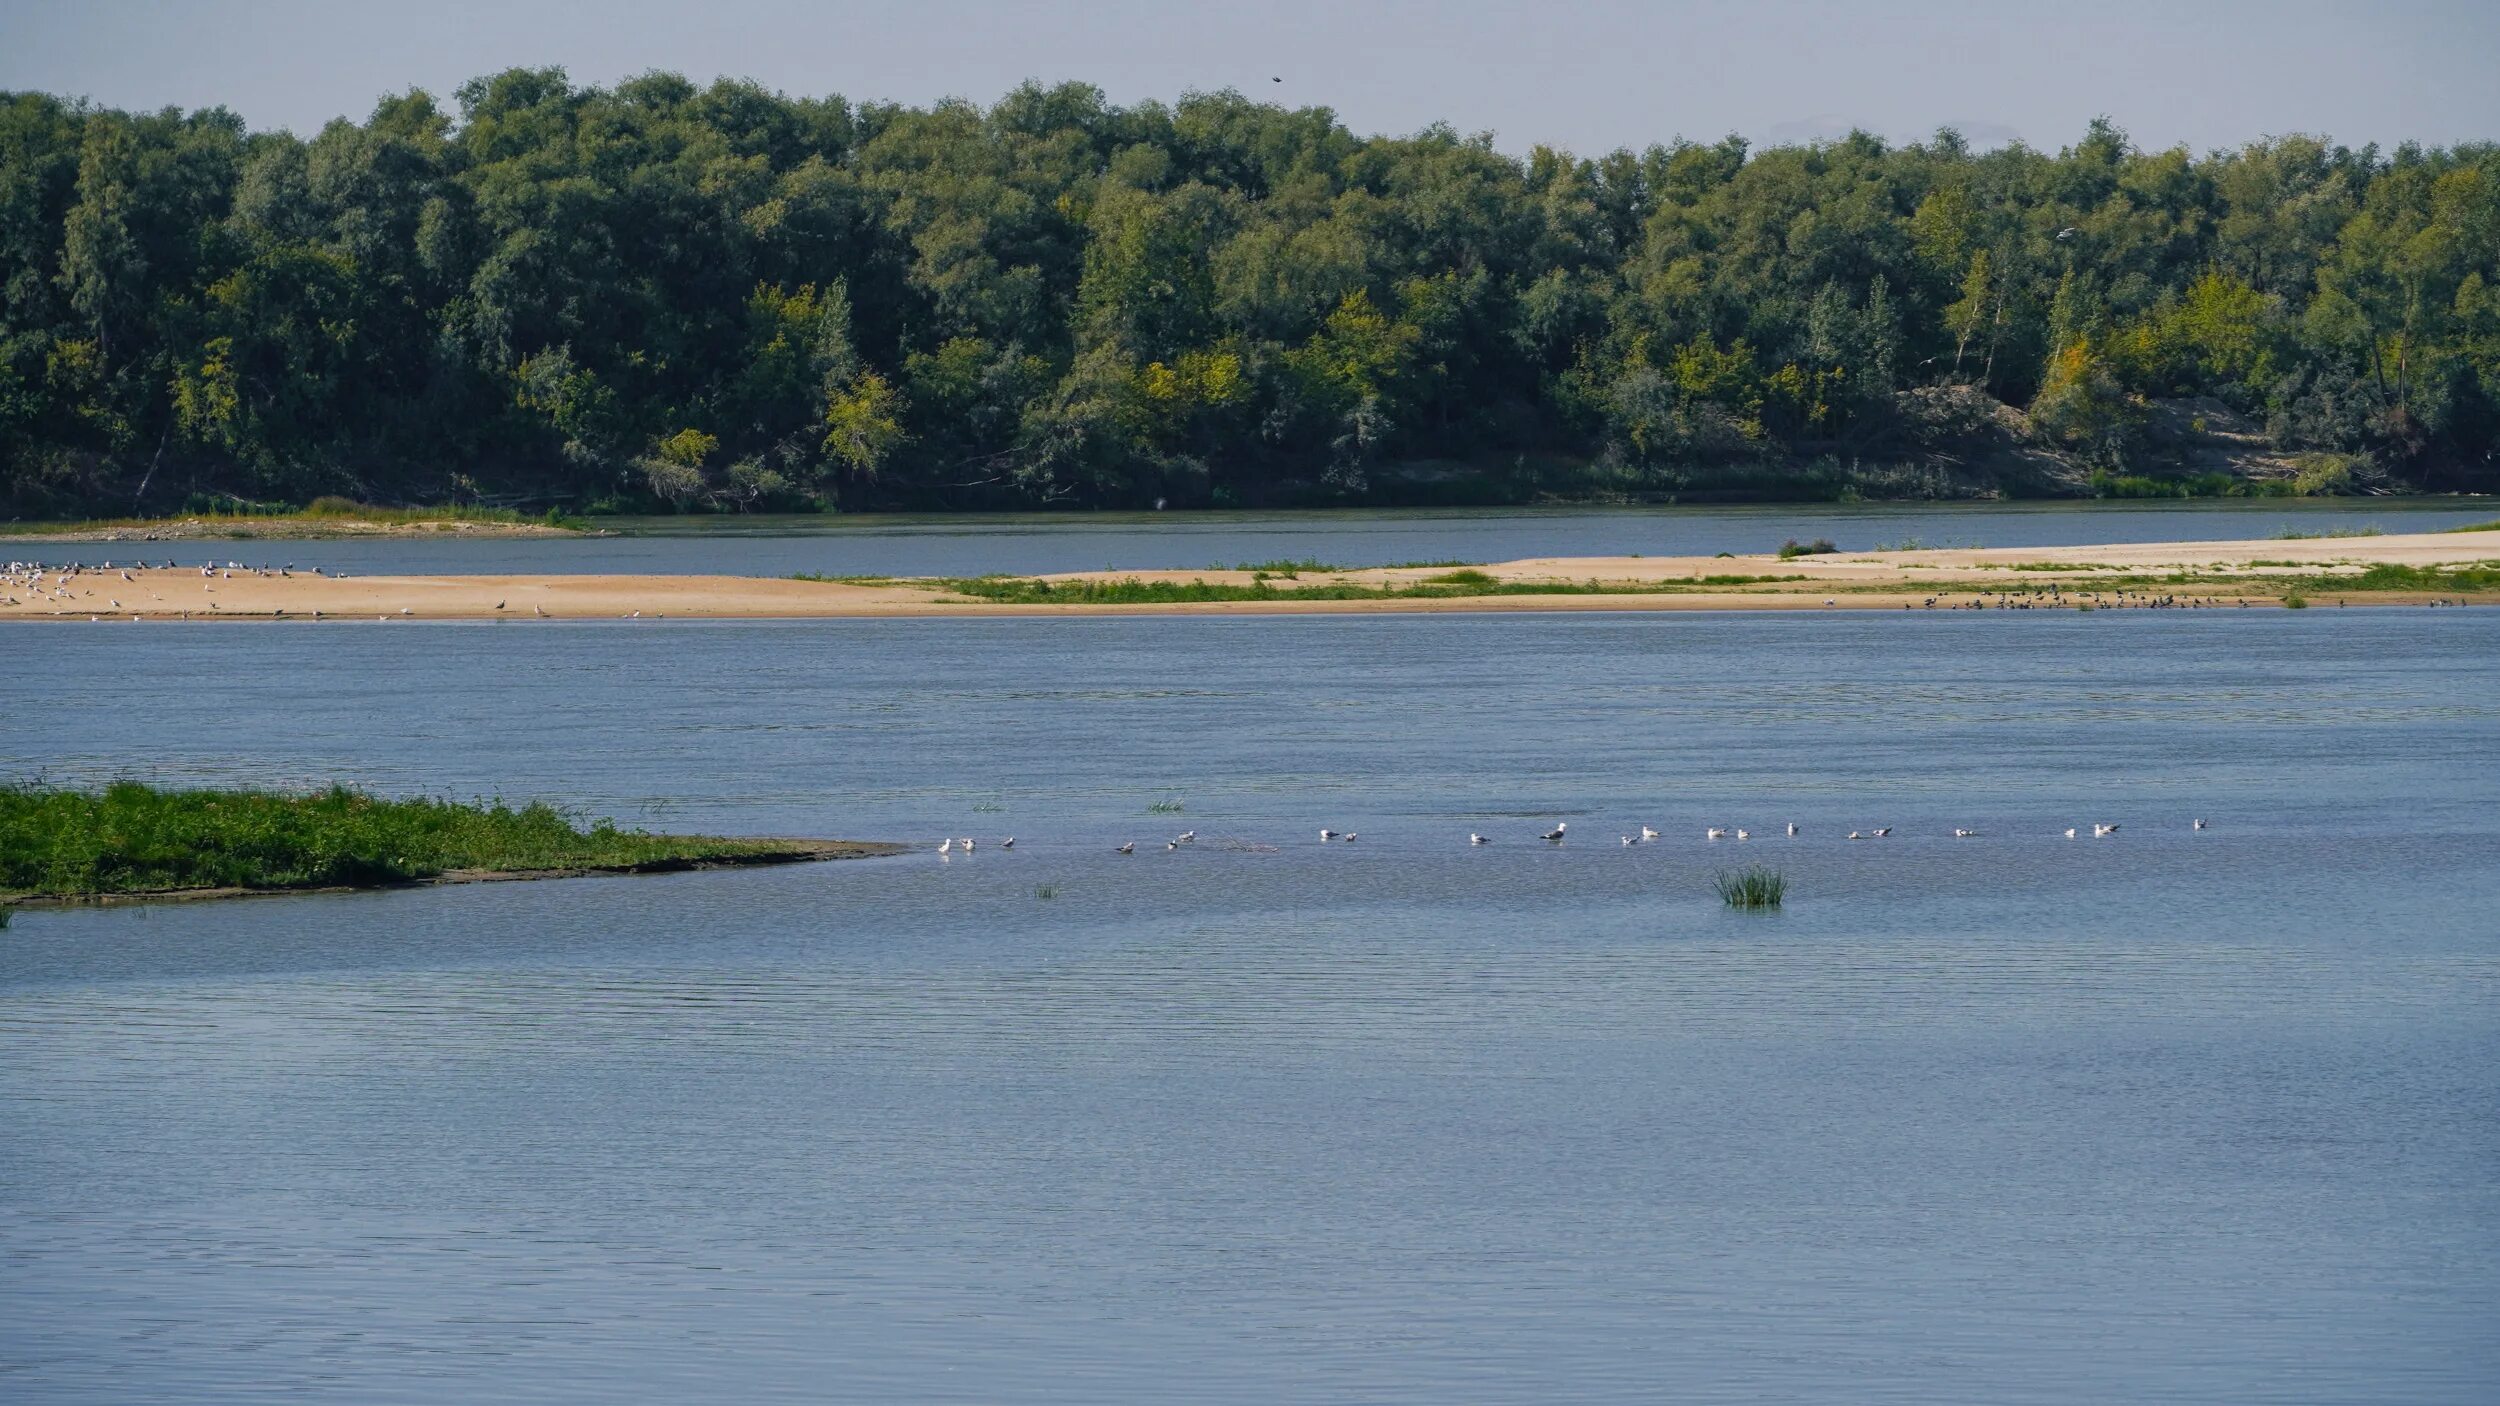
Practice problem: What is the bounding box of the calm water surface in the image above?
[4,612,2497,1402]
[7,497,2494,577]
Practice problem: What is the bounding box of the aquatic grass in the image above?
[2273,524,2384,540]
[790,572,896,584]
[1776,538,1839,559]
[2282,592,2309,608]
[0,782,825,899]
[1146,797,1186,814]
[2450,518,2500,533]
[1034,884,1059,900]
[1713,865,1786,908]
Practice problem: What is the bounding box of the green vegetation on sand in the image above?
[933,571,1805,605]
[0,783,883,902]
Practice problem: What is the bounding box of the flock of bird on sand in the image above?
[931,818,2212,856]
[3,558,598,619]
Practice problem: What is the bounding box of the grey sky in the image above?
[3,0,2493,155]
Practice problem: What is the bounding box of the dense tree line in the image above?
[3,72,2496,517]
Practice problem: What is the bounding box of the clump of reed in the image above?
[1776,538,1839,559]
[1713,864,1786,908]
[1034,884,1059,901]
[1146,797,1186,815]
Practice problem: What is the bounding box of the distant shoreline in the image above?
[7,532,2492,620]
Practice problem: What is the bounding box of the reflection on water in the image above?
[7,497,2494,578]
[3,612,2497,1402]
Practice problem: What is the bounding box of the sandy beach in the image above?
[7,531,2494,620]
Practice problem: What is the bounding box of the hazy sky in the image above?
[3,0,2493,155]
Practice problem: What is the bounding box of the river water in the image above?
[4,607,2497,1402]
[6,496,2494,578]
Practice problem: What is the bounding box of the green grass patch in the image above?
[1714,865,1786,909]
[1230,557,1340,576]
[0,782,823,899]
[2449,519,2500,533]
[935,572,1808,604]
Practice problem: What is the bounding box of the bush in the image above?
[1777,538,1838,559]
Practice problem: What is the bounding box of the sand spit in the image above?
[5,532,2494,621]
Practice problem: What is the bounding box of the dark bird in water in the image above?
[1272,76,1282,83]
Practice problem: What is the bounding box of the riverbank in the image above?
[6,532,2493,619]
[0,783,900,907]
[10,507,588,542]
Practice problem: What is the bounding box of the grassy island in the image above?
[0,783,891,904]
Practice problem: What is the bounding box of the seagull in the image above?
[2064,827,2078,838]
[2056,226,2078,240]
[1785,822,1798,836]
[1736,829,1751,840]
[1001,837,1015,849]
[1168,840,1180,850]
[1116,842,1135,854]
[398,607,412,615]
[1954,828,1977,838]
[534,605,546,617]
[1622,835,1636,846]
[1469,833,1489,845]
[1706,828,1725,840]
[1541,822,1567,841]
[1176,830,1195,843]
[1320,828,1337,841]
[1639,826,1659,841]
[1872,827,1892,837]
[939,838,954,854]
[2192,819,2208,831]
[1848,831,1865,840]
[1341,832,1356,842]
[960,838,975,852]
[2093,823,2118,837]
[495,599,506,610]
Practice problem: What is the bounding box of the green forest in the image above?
[3,72,2496,518]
